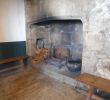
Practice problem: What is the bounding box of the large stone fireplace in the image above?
[27,19,83,77]
[25,0,110,82]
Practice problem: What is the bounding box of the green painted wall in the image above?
[0,41,26,59]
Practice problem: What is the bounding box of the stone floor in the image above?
[0,67,86,100]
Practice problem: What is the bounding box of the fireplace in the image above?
[30,19,83,77]
[25,0,110,87]
[24,0,85,79]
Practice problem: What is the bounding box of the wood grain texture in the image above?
[0,67,86,100]
[75,73,110,93]
[32,48,49,64]
[0,56,27,64]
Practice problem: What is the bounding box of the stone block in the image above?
[82,51,98,73]
[86,33,104,51]
[96,59,110,79]
[104,42,110,56]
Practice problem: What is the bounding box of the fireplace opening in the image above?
[32,19,83,77]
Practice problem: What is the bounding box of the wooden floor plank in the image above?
[0,67,86,100]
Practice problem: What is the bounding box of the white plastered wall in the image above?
[0,0,26,42]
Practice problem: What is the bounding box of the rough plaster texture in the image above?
[25,0,110,80]
[82,0,110,79]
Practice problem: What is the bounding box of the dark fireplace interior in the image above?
[32,19,83,77]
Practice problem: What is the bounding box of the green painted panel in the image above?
[0,41,26,59]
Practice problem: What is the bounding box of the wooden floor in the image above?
[0,67,86,100]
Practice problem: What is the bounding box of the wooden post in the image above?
[87,86,95,100]
[20,59,24,66]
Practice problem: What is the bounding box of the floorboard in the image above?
[0,67,86,100]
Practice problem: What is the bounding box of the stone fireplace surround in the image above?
[25,0,110,81]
